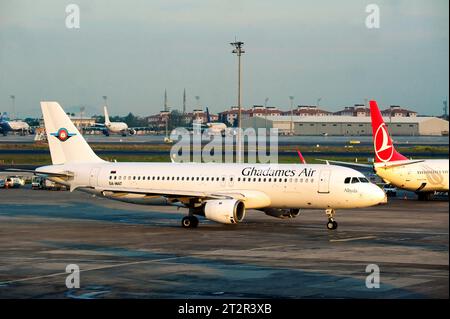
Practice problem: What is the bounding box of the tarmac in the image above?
[0,186,448,299]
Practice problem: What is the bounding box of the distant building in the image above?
[381,105,417,118]
[334,104,370,117]
[147,111,170,129]
[242,115,449,136]
[282,105,332,117]
[219,105,282,125]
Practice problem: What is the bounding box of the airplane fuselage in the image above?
[38,162,386,210]
[375,159,449,192]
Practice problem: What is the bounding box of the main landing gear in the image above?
[325,208,338,230]
[181,209,199,228]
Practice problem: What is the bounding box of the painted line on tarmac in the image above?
[330,236,376,242]
[0,256,186,285]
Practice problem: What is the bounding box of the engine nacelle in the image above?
[129,128,136,135]
[263,208,300,219]
[204,199,245,224]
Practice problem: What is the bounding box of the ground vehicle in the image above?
[4,176,23,188]
[31,175,67,190]
[383,184,397,197]
[0,179,5,188]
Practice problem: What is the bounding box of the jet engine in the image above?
[263,208,300,219]
[129,128,137,135]
[204,199,245,224]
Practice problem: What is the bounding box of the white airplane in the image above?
[204,107,227,134]
[94,106,136,136]
[320,100,449,201]
[0,113,31,136]
[22,102,386,230]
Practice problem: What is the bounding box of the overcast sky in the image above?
[0,0,448,118]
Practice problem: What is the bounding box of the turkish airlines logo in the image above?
[374,123,394,162]
[50,128,76,142]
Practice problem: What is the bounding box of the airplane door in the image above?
[318,170,331,194]
[89,167,100,187]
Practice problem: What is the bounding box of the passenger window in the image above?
[351,177,359,183]
[344,177,351,184]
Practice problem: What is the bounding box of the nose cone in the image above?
[372,184,387,205]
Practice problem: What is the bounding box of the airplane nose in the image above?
[373,184,387,204]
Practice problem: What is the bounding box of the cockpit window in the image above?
[351,177,359,184]
[344,177,351,184]
[359,177,369,183]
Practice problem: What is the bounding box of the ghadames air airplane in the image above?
[25,102,386,230]
[320,100,449,201]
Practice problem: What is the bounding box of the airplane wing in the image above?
[97,187,270,208]
[4,168,74,177]
[315,159,372,168]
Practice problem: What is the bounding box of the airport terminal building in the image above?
[242,115,449,136]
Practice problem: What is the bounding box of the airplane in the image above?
[91,106,137,137]
[318,100,449,201]
[0,112,31,136]
[16,101,386,230]
[204,107,227,134]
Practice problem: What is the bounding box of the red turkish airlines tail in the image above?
[369,100,408,163]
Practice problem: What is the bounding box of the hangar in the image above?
[241,116,449,136]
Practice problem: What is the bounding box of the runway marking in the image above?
[0,256,186,286]
[248,244,296,251]
[330,236,376,242]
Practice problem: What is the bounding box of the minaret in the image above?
[183,88,186,114]
[164,89,168,111]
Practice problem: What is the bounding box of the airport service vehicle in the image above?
[4,176,23,188]
[32,176,66,190]
[0,179,5,188]
[320,100,449,201]
[382,184,397,197]
[0,113,31,136]
[20,102,386,230]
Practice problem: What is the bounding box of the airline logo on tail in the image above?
[50,127,76,142]
[370,100,408,163]
[374,123,394,162]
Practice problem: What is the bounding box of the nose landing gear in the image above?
[325,208,338,230]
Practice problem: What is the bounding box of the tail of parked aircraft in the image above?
[206,107,211,123]
[0,112,8,122]
[103,106,111,126]
[369,100,408,163]
[41,102,104,165]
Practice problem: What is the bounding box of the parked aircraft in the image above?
[319,100,449,200]
[0,113,31,136]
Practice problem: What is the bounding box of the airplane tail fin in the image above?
[369,100,407,163]
[104,106,111,126]
[206,107,211,123]
[41,102,104,164]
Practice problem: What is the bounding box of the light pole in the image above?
[10,95,15,119]
[264,97,269,132]
[102,95,108,107]
[289,96,294,135]
[231,40,245,163]
[316,97,322,107]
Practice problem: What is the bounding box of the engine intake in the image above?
[204,199,245,224]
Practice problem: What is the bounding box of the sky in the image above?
[0,0,448,118]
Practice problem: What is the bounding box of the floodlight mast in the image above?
[230,41,245,163]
